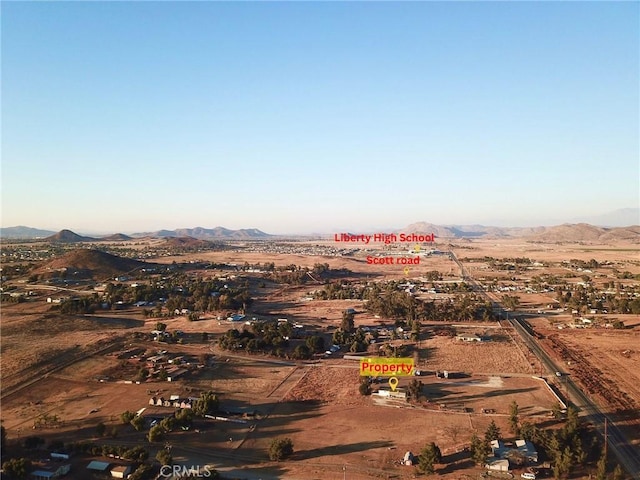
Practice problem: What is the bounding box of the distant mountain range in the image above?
[400,222,639,243]
[0,226,271,241]
[132,226,271,240]
[572,208,639,227]
[1,218,638,243]
[0,226,57,238]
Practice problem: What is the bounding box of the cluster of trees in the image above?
[313,281,364,300]
[469,406,612,479]
[310,278,499,326]
[57,294,102,314]
[0,293,27,304]
[217,321,331,360]
[0,440,154,478]
[1,458,31,479]
[502,294,521,311]
[262,264,313,285]
[519,407,602,479]
[364,282,497,324]
[104,275,253,316]
[51,274,254,317]
[121,392,216,441]
[567,259,600,270]
[555,283,640,315]
[147,409,194,442]
[265,262,351,285]
[218,323,291,357]
[331,312,370,353]
[65,442,149,460]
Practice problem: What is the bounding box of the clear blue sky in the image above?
[2,2,638,234]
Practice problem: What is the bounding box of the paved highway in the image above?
[449,249,640,478]
[510,317,640,479]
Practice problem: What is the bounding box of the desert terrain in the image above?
[1,232,639,479]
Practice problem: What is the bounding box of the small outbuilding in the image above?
[86,460,110,473]
[31,465,70,480]
[485,459,510,472]
[403,451,416,466]
[110,465,132,478]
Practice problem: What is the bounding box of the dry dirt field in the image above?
[2,237,639,479]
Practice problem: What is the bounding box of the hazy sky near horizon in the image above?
[2,2,638,234]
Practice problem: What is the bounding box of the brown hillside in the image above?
[34,249,151,280]
[101,233,133,241]
[598,226,640,243]
[530,224,640,244]
[45,229,98,243]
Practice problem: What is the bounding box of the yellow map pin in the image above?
[388,377,399,392]
[414,244,421,253]
[403,266,410,276]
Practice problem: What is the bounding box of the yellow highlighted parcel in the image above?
[359,357,414,376]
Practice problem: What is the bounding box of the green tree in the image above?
[509,400,520,435]
[193,391,219,417]
[128,464,153,480]
[611,464,624,480]
[269,437,294,461]
[502,294,520,311]
[175,408,194,428]
[407,379,424,401]
[305,335,325,354]
[341,311,355,334]
[147,424,164,442]
[292,344,311,360]
[130,415,145,431]
[470,434,490,466]
[122,445,149,461]
[156,322,167,331]
[2,458,32,479]
[156,449,172,465]
[553,447,574,480]
[595,449,607,480]
[120,410,135,424]
[417,442,442,475]
[485,420,501,442]
[359,378,371,396]
[96,422,106,437]
[136,367,149,382]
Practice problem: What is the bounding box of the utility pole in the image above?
[604,417,608,459]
